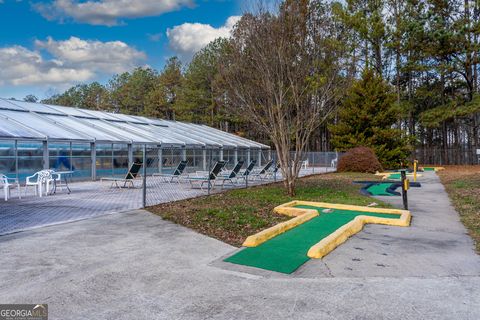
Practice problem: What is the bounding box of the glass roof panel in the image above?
[42,104,94,118]
[6,100,64,115]
[130,115,166,126]
[0,99,26,111]
[173,122,249,147]
[147,125,210,146]
[105,113,149,124]
[0,110,90,140]
[43,115,124,142]
[84,119,156,143]
[195,124,267,148]
[103,121,185,145]
[0,117,45,139]
[0,101,270,148]
[78,109,124,121]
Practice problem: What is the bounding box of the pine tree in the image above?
[329,69,411,168]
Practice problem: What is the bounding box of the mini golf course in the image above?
[224,201,411,274]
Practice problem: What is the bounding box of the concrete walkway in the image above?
[0,172,479,319]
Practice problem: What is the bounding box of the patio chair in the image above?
[218,160,244,187]
[331,152,339,168]
[264,162,281,180]
[187,161,226,190]
[100,162,143,188]
[236,160,257,183]
[25,170,53,197]
[152,160,188,183]
[301,159,309,170]
[1,174,21,201]
[250,160,273,180]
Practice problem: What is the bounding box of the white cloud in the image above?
[35,36,146,74]
[167,16,240,60]
[0,37,146,86]
[34,0,194,26]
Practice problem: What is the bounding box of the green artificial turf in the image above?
[224,205,400,274]
[387,173,402,180]
[366,183,396,196]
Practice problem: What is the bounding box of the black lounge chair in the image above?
[153,160,188,183]
[218,160,245,187]
[264,162,280,180]
[237,160,257,183]
[251,160,274,180]
[188,161,226,190]
[101,161,143,188]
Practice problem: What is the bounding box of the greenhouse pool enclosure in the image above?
[0,98,271,182]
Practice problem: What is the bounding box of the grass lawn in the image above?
[148,172,388,246]
[438,165,480,253]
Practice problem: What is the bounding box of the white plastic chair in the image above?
[301,159,309,170]
[331,152,338,168]
[25,170,52,197]
[25,172,41,196]
[1,174,21,201]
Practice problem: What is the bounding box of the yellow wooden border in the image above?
[375,172,422,180]
[276,201,411,259]
[242,200,411,260]
[242,208,318,247]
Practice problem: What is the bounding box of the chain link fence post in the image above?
[207,149,211,196]
[142,144,147,208]
[312,152,315,175]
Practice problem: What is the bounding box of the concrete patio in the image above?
[0,171,478,319]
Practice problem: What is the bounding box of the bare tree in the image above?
[220,0,345,195]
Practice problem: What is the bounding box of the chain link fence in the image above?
[1,148,339,235]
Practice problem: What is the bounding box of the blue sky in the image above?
[0,0,241,99]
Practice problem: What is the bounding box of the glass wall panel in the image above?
[261,149,271,166]
[161,148,184,173]
[71,143,91,180]
[113,144,129,176]
[132,145,144,164]
[49,142,71,171]
[250,148,261,167]
[186,149,204,171]
[237,148,249,165]
[17,141,44,182]
[222,148,236,169]
[0,140,16,179]
[204,148,222,170]
[96,143,113,177]
[145,146,160,175]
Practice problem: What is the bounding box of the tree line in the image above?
[26,0,478,195]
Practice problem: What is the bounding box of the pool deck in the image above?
[0,167,335,236]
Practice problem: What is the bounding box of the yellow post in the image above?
[413,160,418,182]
